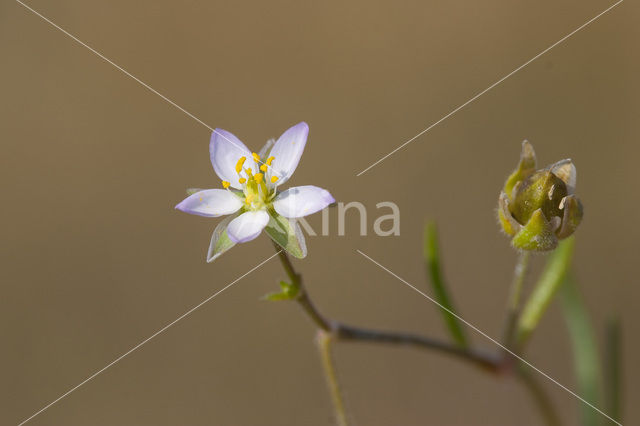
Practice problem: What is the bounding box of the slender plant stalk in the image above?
[604,317,622,423]
[335,324,499,372]
[273,243,560,425]
[516,366,562,426]
[317,331,349,426]
[502,251,531,351]
[274,242,499,371]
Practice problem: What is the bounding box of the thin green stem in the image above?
[502,251,531,351]
[516,366,562,426]
[273,243,500,371]
[273,245,560,425]
[317,330,349,426]
[335,324,500,373]
[274,243,333,331]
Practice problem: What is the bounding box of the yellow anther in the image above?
[254,173,264,183]
[252,152,261,162]
[221,181,230,189]
[271,176,279,183]
[266,156,275,166]
[238,177,247,184]
[235,157,246,173]
[260,164,268,172]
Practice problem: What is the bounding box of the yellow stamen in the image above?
[238,177,247,184]
[260,164,268,172]
[252,152,261,162]
[235,157,246,173]
[245,168,253,177]
[266,156,275,166]
[271,176,279,183]
[254,173,264,183]
[221,181,230,189]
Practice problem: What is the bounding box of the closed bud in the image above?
[498,141,583,251]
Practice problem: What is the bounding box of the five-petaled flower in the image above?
[176,122,334,262]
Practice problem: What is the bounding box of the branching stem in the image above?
[273,243,559,426]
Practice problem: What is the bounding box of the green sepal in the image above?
[186,188,205,195]
[503,140,536,199]
[510,171,567,225]
[206,214,237,263]
[557,195,584,239]
[264,210,307,259]
[511,209,558,251]
[262,280,300,301]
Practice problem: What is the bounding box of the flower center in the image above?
[222,153,280,211]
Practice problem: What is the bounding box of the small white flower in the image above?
[176,122,334,261]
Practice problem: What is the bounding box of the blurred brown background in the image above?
[1,0,638,424]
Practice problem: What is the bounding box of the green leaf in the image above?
[560,276,601,426]
[604,317,622,423]
[206,214,237,263]
[423,222,468,348]
[262,280,300,301]
[517,237,575,346]
[264,210,307,259]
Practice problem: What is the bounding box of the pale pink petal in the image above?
[210,129,257,189]
[267,122,308,186]
[272,185,334,218]
[227,210,270,243]
[175,189,243,217]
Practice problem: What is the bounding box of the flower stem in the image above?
[273,244,560,425]
[316,330,349,426]
[516,365,562,426]
[502,251,531,352]
[273,242,501,371]
[335,324,500,372]
[274,243,333,331]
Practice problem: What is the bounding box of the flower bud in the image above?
[498,141,583,251]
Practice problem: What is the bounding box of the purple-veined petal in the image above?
[272,185,334,218]
[210,129,257,189]
[175,189,243,217]
[227,210,270,243]
[267,122,308,186]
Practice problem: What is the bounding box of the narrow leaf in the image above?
[604,317,622,423]
[262,280,300,301]
[517,237,575,346]
[423,222,468,348]
[560,275,601,426]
